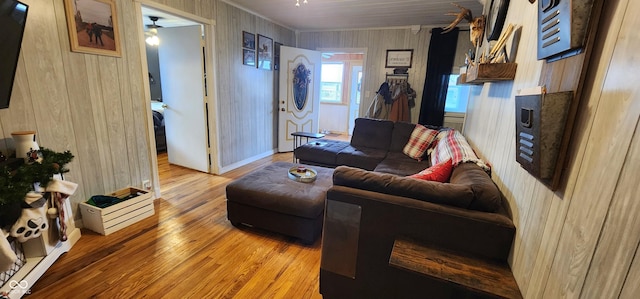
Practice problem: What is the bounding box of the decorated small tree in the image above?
[0,148,74,230]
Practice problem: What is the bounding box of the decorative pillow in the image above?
[409,159,453,182]
[403,125,439,161]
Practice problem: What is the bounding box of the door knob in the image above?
[161,104,168,109]
[281,108,285,111]
[281,101,285,104]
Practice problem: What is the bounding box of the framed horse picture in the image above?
[63,0,121,57]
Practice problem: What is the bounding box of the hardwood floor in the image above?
[28,152,323,298]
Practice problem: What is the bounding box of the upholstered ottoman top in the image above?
[226,162,334,219]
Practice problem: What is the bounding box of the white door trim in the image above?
[134,1,220,199]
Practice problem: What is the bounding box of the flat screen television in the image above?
[0,0,28,109]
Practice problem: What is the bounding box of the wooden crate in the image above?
[79,187,154,235]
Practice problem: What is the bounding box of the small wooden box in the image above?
[79,187,154,235]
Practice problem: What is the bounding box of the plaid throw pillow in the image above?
[403,125,439,161]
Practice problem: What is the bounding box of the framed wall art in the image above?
[243,49,256,66]
[257,34,273,70]
[242,31,255,49]
[385,49,413,68]
[63,0,121,57]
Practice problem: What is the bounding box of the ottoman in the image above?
[226,162,334,244]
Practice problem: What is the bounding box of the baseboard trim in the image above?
[218,149,276,174]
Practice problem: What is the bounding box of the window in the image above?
[320,63,344,103]
[444,74,469,113]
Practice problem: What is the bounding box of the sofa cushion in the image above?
[409,159,453,183]
[389,121,416,152]
[336,146,387,171]
[450,163,502,212]
[374,152,431,176]
[294,139,350,166]
[350,118,394,150]
[403,125,439,161]
[333,166,475,209]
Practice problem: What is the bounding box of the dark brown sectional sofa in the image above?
[295,118,519,298]
[296,118,432,175]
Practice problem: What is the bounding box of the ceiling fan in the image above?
[146,16,163,30]
[145,16,162,46]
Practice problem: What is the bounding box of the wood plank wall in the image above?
[464,0,640,297]
[215,2,295,168]
[0,0,294,218]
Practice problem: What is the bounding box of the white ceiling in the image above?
[142,1,486,32]
[222,0,486,31]
[141,6,199,29]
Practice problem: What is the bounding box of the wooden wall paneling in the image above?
[51,0,103,202]
[22,0,88,214]
[84,55,116,194]
[20,0,84,204]
[0,56,36,154]
[215,2,232,165]
[20,0,70,147]
[620,242,640,297]
[117,0,144,185]
[97,56,129,189]
[542,0,640,295]
[256,17,274,152]
[121,1,152,186]
[462,0,551,293]
[523,25,614,299]
[581,118,640,298]
[220,1,240,165]
[215,2,295,167]
[525,0,624,294]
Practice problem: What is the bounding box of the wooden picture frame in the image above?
[243,49,256,67]
[242,31,255,49]
[385,49,413,68]
[63,0,121,57]
[257,34,273,70]
[486,0,510,41]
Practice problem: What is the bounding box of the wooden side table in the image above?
[291,132,325,162]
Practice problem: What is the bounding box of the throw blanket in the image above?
[431,129,490,172]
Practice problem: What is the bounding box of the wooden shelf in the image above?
[464,62,517,84]
[389,238,522,299]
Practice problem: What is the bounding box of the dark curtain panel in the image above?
[418,27,459,126]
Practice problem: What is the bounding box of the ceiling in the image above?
[141,6,199,29]
[142,1,486,32]
[222,0,486,31]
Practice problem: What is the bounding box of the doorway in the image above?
[318,49,366,137]
[136,2,219,197]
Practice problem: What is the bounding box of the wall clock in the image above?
[486,0,510,41]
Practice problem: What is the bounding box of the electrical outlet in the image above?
[143,180,151,190]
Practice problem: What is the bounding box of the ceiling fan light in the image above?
[295,0,300,7]
[303,0,308,3]
[146,35,159,46]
